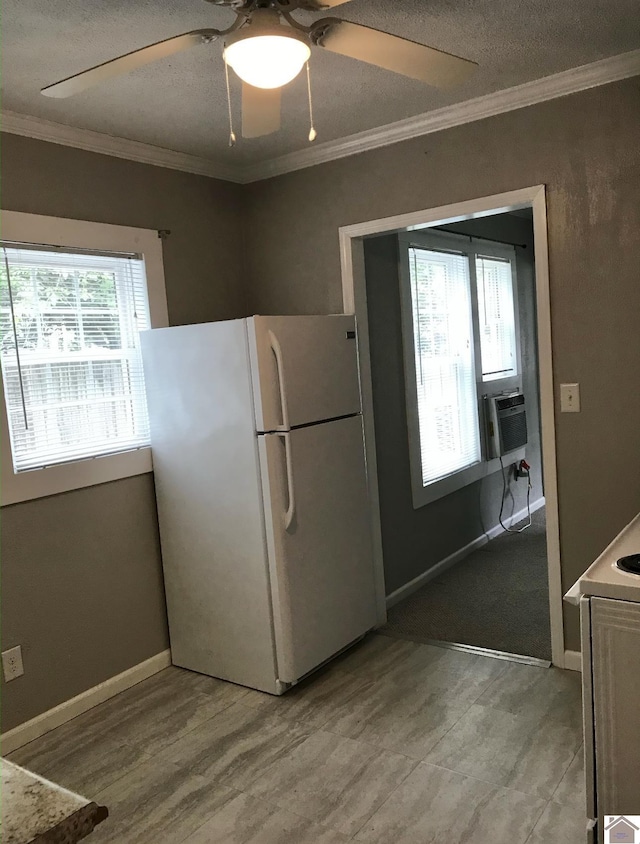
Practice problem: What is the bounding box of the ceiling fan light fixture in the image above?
[224,16,310,90]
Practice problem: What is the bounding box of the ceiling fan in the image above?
[41,0,477,141]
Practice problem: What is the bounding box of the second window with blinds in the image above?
[399,229,521,508]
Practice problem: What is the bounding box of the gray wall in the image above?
[2,74,639,726]
[365,214,542,595]
[1,134,246,731]
[243,78,640,652]
[1,476,166,728]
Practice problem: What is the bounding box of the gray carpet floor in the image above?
[380,507,552,660]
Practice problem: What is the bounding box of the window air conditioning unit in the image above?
[486,392,528,458]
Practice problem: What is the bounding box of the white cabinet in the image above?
[589,597,640,814]
[581,595,640,842]
[568,515,640,843]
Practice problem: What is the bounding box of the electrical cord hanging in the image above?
[498,455,531,533]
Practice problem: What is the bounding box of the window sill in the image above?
[411,446,526,509]
[0,447,153,506]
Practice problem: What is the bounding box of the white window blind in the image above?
[408,247,481,486]
[476,255,517,381]
[0,244,151,472]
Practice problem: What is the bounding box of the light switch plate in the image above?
[560,383,580,413]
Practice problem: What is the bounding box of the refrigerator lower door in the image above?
[259,415,377,683]
[249,315,362,432]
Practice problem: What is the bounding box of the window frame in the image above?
[398,229,524,509]
[0,211,168,506]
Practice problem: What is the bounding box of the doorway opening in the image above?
[339,187,565,668]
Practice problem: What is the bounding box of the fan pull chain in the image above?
[224,52,237,147]
[306,61,317,143]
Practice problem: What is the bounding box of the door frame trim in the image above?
[338,185,566,668]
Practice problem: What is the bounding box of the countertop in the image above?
[1,758,108,844]
[565,511,640,605]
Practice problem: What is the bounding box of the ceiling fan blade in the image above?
[242,83,281,138]
[312,19,477,88]
[41,30,220,98]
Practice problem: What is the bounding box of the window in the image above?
[476,255,518,381]
[408,247,481,486]
[1,246,151,472]
[0,211,168,505]
[400,230,520,507]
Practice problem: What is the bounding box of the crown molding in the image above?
[2,49,639,185]
[0,110,245,184]
[241,48,640,182]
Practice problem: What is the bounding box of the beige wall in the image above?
[1,134,246,731]
[243,78,640,652]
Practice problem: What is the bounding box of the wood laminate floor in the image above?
[8,634,587,843]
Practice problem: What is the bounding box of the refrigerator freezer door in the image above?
[249,315,361,431]
[259,415,377,683]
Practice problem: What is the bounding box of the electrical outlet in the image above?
[2,646,24,682]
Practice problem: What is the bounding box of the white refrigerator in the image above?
[141,314,378,694]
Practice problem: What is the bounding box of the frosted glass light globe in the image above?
[224,33,311,90]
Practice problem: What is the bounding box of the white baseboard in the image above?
[563,650,583,672]
[386,497,546,608]
[1,649,171,755]
[386,532,491,609]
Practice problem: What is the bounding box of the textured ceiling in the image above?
[3,0,640,166]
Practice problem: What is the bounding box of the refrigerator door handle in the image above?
[279,431,296,530]
[268,330,290,431]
